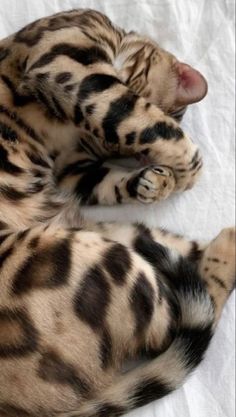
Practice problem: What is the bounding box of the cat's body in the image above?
[0,9,235,417]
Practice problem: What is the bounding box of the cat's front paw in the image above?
[127,166,176,203]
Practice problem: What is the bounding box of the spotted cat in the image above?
[0,8,234,417]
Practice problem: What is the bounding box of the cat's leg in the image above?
[85,221,207,260]
[56,155,175,205]
[198,227,236,323]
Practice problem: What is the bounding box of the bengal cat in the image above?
[0,8,234,417]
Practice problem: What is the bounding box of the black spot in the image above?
[134,224,170,275]
[97,404,127,417]
[134,228,206,297]
[0,403,31,417]
[114,185,122,204]
[190,150,200,167]
[78,73,120,102]
[102,93,138,144]
[0,186,27,201]
[103,243,131,285]
[15,19,42,46]
[130,272,154,335]
[93,128,99,137]
[52,96,68,121]
[135,223,153,236]
[190,157,202,172]
[31,169,46,181]
[0,121,18,142]
[100,328,113,369]
[0,221,8,231]
[175,168,187,173]
[145,102,151,110]
[140,122,183,144]
[74,103,84,125]
[0,246,14,269]
[49,150,59,161]
[89,195,99,205]
[30,44,110,70]
[126,177,139,198]
[36,72,50,82]
[85,104,96,115]
[35,88,55,118]
[16,229,30,242]
[76,10,119,53]
[35,89,67,121]
[55,71,72,84]
[0,308,39,358]
[28,236,40,249]
[79,136,101,158]
[74,265,110,331]
[0,145,24,175]
[39,199,63,213]
[0,233,11,246]
[209,275,227,290]
[0,104,42,143]
[188,241,203,263]
[26,152,51,169]
[140,148,150,156]
[85,122,90,131]
[1,75,34,107]
[207,257,220,263]
[125,131,136,146]
[75,165,110,204]
[12,239,71,295]
[126,169,146,198]
[133,225,180,321]
[133,377,172,408]
[57,159,98,182]
[27,181,45,194]
[38,350,90,395]
[64,83,76,93]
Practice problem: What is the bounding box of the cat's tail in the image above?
[60,228,235,417]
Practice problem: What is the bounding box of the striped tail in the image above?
[60,256,216,417]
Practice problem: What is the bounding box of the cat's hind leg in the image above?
[198,227,236,323]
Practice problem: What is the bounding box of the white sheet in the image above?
[0,1,235,416]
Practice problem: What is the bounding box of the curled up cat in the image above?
[0,8,234,417]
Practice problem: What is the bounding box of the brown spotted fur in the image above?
[0,9,235,417]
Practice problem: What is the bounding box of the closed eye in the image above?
[169,106,187,122]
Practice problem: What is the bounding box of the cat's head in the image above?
[115,33,208,121]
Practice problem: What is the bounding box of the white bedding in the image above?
[0,1,235,416]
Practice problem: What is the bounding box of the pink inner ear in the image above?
[175,62,208,105]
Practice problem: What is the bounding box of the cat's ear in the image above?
[175,62,208,105]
